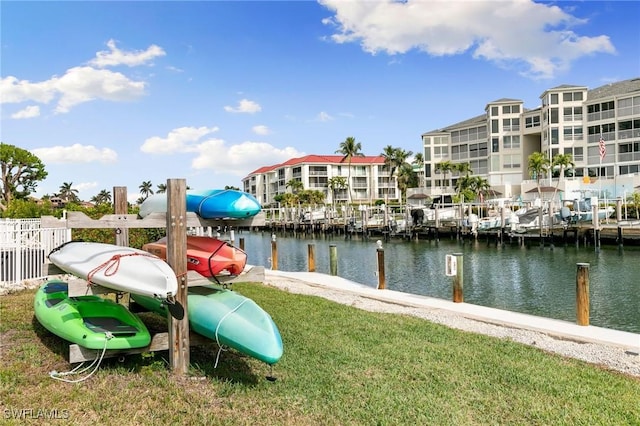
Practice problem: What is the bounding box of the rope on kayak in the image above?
[86,252,157,284]
[49,332,113,383]
[213,298,249,368]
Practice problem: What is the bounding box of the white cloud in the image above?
[224,99,262,113]
[89,39,166,68]
[315,111,334,122]
[74,181,99,193]
[31,144,118,164]
[54,66,146,113]
[319,0,615,79]
[191,140,304,176]
[252,125,271,135]
[140,126,220,154]
[11,105,40,119]
[0,76,56,104]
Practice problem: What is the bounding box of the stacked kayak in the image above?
[34,280,151,350]
[131,285,283,365]
[143,236,247,277]
[139,189,261,219]
[48,241,178,300]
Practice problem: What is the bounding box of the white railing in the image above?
[0,219,71,288]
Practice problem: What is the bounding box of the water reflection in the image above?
[236,231,639,333]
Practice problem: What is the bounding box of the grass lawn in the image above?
[1,282,639,425]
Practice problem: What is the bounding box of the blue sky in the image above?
[2,0,639,203]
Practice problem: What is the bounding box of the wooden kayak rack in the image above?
[41,181,264,373]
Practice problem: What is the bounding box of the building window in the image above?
[550,108,559,124]
[563,126,583,141]
[503,135,520,149]
[491,106,499,116]
[618,142,640,162]
[618,95,640,117]
[550,93,558,104]
[423,136,431,145]
[502,118,520,132]
[492,137,499,153]
[434,146,449,159]
[491,119,499,133]
[525,115,541,128]
[620,164,640,175]
[503,154,521,169]
[551,128,559,145]
[618,119,640,140]
[563,92,584,102]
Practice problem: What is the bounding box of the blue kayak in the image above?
[139,189,261,219]
[131,285,283,365]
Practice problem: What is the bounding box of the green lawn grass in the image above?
[1,283,638,425]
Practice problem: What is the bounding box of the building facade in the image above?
[421,77,640,201]
[242,155,400,206]
[244,78,640,206]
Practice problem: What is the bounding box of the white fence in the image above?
[0,219,71,287]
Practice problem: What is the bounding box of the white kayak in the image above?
[48,241,178,300]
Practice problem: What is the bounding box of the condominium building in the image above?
[421,77,640,201]
[244,78,640,206]
[242,155,400,206]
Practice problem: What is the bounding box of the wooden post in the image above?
[239,237,245,251]
[329,244,337,276]
[166,179,189,375]
[452,253,463,303]
[271,234,278,270]
[576,263,590,326]
[376,240,385,290]
[113,186,129,247]
[308,244,316,272]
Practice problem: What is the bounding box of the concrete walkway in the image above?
[264,269,640,352]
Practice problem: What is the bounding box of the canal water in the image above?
[232,230,639,334]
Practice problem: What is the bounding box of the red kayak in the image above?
[143,236,247,277]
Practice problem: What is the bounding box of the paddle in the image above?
[165,299,185,320]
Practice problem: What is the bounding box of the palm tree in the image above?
[90,189,112,205]
[327,176,348,206]
[550,153,575,204]
[57,182,79,202]
[285,179,304,194]
[156,183,167,193]
[139,181,154,201]
[396,163,418,204]
[436,160,455,190]
[527,152,551,200]
[412,153,425,187]
[335,136,364,204]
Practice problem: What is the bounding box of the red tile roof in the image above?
[244,154,386,177]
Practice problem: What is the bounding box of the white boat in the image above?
[558,198,615,223]
[48,241,178,300]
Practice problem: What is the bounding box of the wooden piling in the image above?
[239,237,245,251]
[452,253,464,303]
[166,179,189,375]
[376,242,385,290]
[576,263,590,326]
[113,186,129,247]
[308,244,316,272]
[271,234,278,270]
[329,244,337,276]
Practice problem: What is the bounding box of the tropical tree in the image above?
[58,182,79,202]
[298,189,325,205]
[90,189,112,205]
[327,176,348,206]
[412,153,425,187]
[436,160,455,190]
[139,181,154,201]
[396,163,418,203]
[527,152,551,200]
[285,179,304,194]
[630,191,640,220]
[335,136,364,204]
[156,183,167,193]
[455,162,473,177]
[0,143,48,211]
[550,153,575,204]
[224,185,240,190]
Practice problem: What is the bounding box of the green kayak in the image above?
[34,280,151,350]
[131,285,283,365]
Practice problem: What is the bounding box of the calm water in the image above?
[232,230,640,333]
